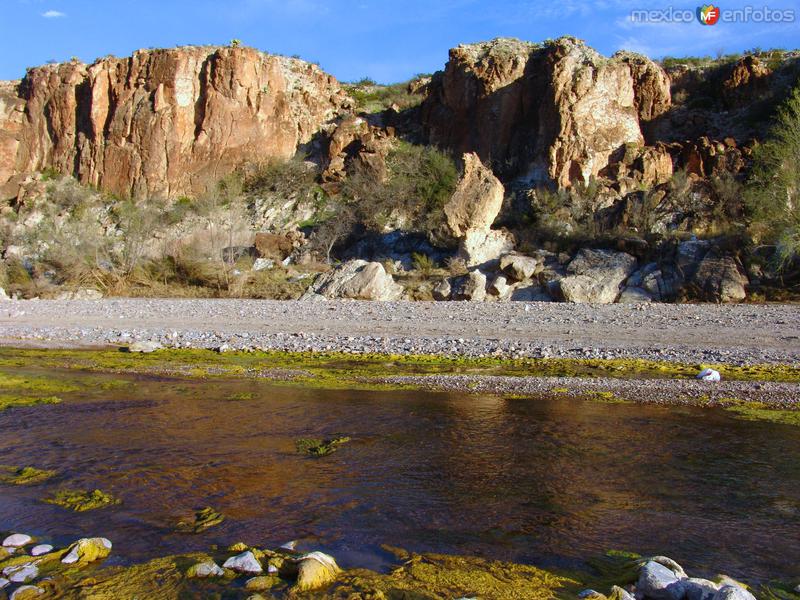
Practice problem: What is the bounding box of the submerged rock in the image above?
[2,533,32,547]
[295,551,341,591]
[4,563,38,583]
[9,585,44,600]
[30,544,53,556]
[223,551,263,574]
[176,507,225,533]
[186,560,225,578]
[61,537,112,564]
[245,575,278,591]
[44,488,120,512]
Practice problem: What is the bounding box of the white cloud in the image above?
[42,9,66,18]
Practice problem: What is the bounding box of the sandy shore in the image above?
[0,298,798,365]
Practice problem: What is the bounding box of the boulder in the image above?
[128,341,163,354]
[637,560,686,600]
[61,537,112,564]
[30,545,53,557]
[2,534,32,548]
[450,271,487,302]
[443,152,505,238]
[433,279,452,301]
[488,274,511,298]
[617,286,653,304]
[458,229,515,267]
[558,249,637,304]
[254,232,295,261]
[500,253,540,281]
[511,284,552,302]
[246,575,278,591]
[683,578,720,600]
[302,260,404,301]
[223,551,263,574]
[187,560,225,578]
[252,258,275,271]
[691,250,748,303]
[609,585,636,600]
[0,288,8,300]
[294,552,340,592]
[711,586,756,600]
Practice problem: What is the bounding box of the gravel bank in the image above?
[0,298,798,365]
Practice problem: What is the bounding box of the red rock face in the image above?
[420,37,671,188]
[0,46,350,200]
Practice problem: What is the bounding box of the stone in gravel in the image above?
[187,560,225,578]
[618,287,653,304]
[2,534,32,547]
[696,368,721,382]
[128,341,163,353]
[61,537,112,564]
[4,563,38,583]
[9,586,44,600]
[637,561,685,600]
[711,586,756,600]
[30,544,53,556]
[223,551,263,574]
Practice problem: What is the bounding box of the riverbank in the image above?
[1,298,799,365]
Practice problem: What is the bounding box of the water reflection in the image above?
[0,370,798,580]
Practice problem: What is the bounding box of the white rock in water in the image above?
[2,534,32,547]
[10,586,45,600]
[696,368,721,382]
[223,551,262,574]
[4,563,38,583]
[280,540,297,550]
[712,585,756,600]
[30,544,53,556]
[128,341,163,353]
[0,578,9,589]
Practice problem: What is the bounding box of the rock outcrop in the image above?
[421,37,670,186]
[0,46,350,200]
[443,153,504,238]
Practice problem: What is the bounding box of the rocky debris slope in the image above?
[0,46,350,200]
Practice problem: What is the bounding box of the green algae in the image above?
[0,393,61,411]
[296,436,352,457]
[44,489,121,512]
[0,464,56,485]
[723,400,800,427]
[176,507,225,533]
[226,391,254,401]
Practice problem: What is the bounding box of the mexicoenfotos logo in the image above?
[697,4,721,25]
[631,5,796,23]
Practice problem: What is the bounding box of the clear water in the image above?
[1,368,799,581]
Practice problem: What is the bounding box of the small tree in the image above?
[746,84,800,268]
[230,39,242,48]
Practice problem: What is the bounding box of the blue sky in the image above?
[1,0,799,83]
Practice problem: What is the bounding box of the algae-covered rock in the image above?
[228,542,250,552]
[186,560,224,578]
[9,585,44,600]
[295,551,341,591]
[332,551,577,599]
[0,466,56,485]
[175,507,224,533]
[127,341,163,353]
[223,551,262,574]
[295,436,351,457]
[44,489,120,512]
[245,575,279,591]
[2,534,32,548]
[61,538,112,564]
[609,585,635,600]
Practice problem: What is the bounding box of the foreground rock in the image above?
[301,260,404,301]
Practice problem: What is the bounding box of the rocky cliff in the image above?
[0,46,350,200]
[419,37,671,187]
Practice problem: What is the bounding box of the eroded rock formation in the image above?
[0,46,350,200]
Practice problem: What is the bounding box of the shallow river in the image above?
[1,368,799,581]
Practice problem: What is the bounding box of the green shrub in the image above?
[411,252,436,277]
[745,83,800,268]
